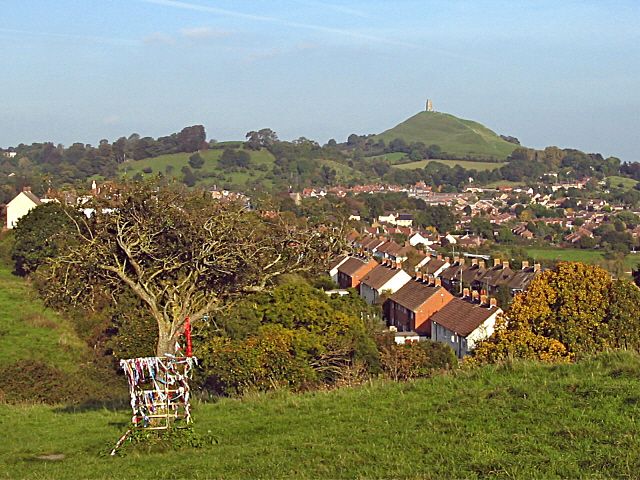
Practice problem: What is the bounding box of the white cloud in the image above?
[143,32,175,45]
[180,26,231,40]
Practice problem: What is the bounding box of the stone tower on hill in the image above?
[425,99,433,112]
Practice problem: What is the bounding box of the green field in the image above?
[394,159,506,171]
[606,175,638,190]
[376,111,518,160]
[525,247,639,273]
[119,148,276,189]
[0,256,87,372]
[2,352,639,478]
[366,152,407,164]
[319,159,365,183]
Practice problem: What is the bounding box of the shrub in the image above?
[378,336,457,381]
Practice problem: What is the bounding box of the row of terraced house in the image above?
[328,237,540,358]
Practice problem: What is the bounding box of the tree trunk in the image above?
[156,326,176,357]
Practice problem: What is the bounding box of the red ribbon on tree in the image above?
[184,316,193,357]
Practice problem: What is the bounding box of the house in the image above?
[506,261,541,295]
[473,259,515,295]
[430,294,502,358]
[439,257,466,294]
[5,188,41,229]
[408,231,435,248]
[422,255,450,278]
[359,261,412,305]
[385,276,454,335]
[395,213,413,227]
[336,257,378,289]
[328,256,349,284]
[460,258,487,291]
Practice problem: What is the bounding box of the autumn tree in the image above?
[40,182,344,356]
[473,262,640,364]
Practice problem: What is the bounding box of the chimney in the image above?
[472,290,480,302]
[437,254,443,261]
[479,260,486,269]
[22,186,31,192]
[521,260,530,270]
[489,297,498,308]
[471,258,478,266]
[463,287,470,298]
[435,277,442,287]
[453,255,460,264]
[480,294,488,306]
[427,274,435,285]
[395,261,402,270]
[502,261,509,270]
[416,271,423,280]
[459,258,465,266]
[444,256,450,264]
[494,258,501,267]
[534,263,541,273]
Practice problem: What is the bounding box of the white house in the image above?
[359,263,412,305]
[430,296,502,358]
[6,189,41,229]
[328,256,349,284]
[408,231,435,248]
[377,213,396,224]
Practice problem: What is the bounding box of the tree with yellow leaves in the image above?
[472,262,640,364]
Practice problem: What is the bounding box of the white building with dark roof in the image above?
[6,189,42,229]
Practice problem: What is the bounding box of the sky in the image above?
[1,0,639,160]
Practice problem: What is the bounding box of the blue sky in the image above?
[1,0,639,160]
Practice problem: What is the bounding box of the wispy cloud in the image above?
[143,31,175,45]
[180,26,232,39]
[0,27,136,46]
[294,0,373,20]
[140,0,419,48]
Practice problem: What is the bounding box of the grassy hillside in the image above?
[0,233,124,404]
[376,111,518,160]
[395,158,506,171]
[119,148,276,190]
[1,352,639,478]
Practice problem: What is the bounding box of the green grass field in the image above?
[119,148,276,189]
[525,247,639,273]
[366,152,407,164]
[0,261,87,373]
[395,159,506,171]
[606,175,638,190]
[376,111,518,160]
[1,352,639,478]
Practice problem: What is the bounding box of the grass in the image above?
[366,152,407,164]
[484,180,525,188]
[319,159,365,183]
[606,175,638,190]
[376,111,518,160]
[0,262,88,374]
[119,148,276,189]
[525,247,638,273]
[1,352,639,478]
[394,158,506,171]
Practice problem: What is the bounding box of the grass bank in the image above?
[2,352,639,479]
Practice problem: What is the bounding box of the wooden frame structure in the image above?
[111,355,197,454]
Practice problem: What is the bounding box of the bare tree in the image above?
[42,183,344,355]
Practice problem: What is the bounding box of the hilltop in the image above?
[375,111,519,160]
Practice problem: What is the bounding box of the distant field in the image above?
[606,175,638,190]
[525,247,639,273]
[526,248,605,264]
[320,159,365,183]
[367,152,407,164]
[119,148,276,189]
[394,159,506,171]
[376,111,518,160]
